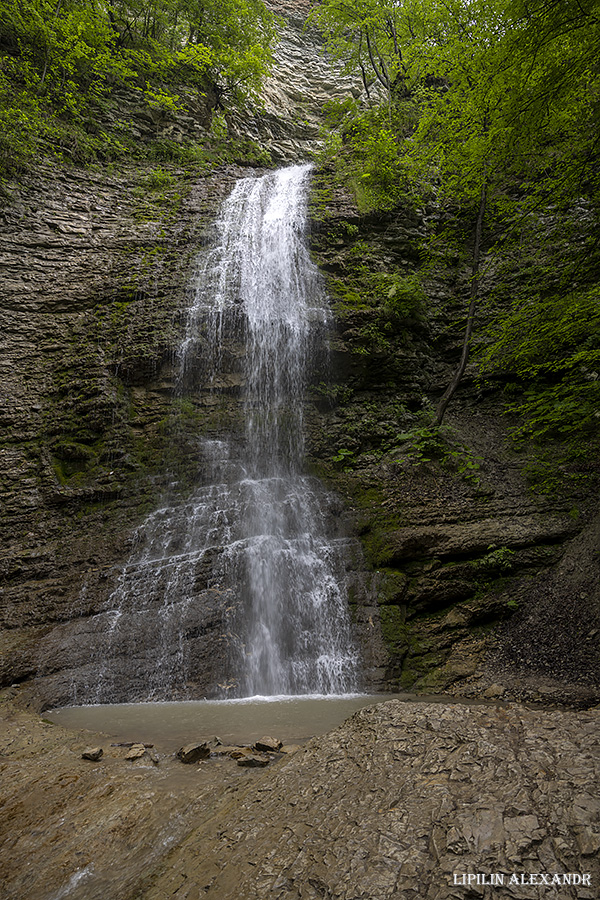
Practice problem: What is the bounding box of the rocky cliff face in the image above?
[0,4,377,709]
[0,159,247,703]
[231,0,367,162]
[307,169,600,705]
[307,171,600,706]
[0,1,598,710]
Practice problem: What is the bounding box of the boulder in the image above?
[176,742,211,763]
[229,748,253,760]
[125,744,147,760]
[254,736,282,752]
[81,746,103,761]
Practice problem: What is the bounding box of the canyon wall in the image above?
[0,0,598,709]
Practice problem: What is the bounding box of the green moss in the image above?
[378,569,408,604]
[379,605,407,653]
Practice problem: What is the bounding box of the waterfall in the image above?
[72,165,359,703]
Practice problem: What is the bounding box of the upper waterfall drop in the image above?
[183,164,323,478]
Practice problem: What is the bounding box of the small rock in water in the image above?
[81,747,103,761]
[176,742,211,763]
[237,754,270,768]
[254,736,282,752]
[125,744,148,760]
[126,745,160,765]
[229,747,253,760]
[483,683,506,699]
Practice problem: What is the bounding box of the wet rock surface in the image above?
[0,1,378,709]
[144,700,600,900]
[0,159,255,705]
[176,741,211,763]
[81,746,103,761]
[2,694,597,900]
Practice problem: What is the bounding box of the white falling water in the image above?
[84,164,359,702]
[190,164,358,696]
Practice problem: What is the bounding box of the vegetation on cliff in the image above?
[311,0,600,488]
[0,0,276,173]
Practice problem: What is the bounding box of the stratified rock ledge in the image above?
[144,700,600,900]
[1,698,598,900]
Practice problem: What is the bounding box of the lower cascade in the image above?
[77,164,359,703]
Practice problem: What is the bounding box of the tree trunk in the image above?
[434,179,487,426]
[36,0,63,94]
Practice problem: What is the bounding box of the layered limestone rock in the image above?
[0,0,380,707]
[306,172,600,705]
[0,163,253,700]
[233,0,369,161]
[1,694,598,900]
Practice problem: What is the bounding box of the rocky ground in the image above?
[1,690,598,900]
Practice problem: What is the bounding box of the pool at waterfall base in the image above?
[46,692,495,752]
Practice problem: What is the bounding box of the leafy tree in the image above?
[312,0,600,464]
[0,0,275,173]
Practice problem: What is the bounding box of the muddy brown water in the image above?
[46,692,493,751]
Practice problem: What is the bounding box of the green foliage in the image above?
[311,381,354,406]
[0,0,276,175]
[308,0,411,98]
[332,447,356,468]
[398,425,483,486]
[314,0,599,208]
[353,321,394,355]
[326,236,424,323]
[316,105,413,213]
[483,286,600,385]
[313,0,600,481]
[480,236,600,483]
[141,167,174,190]
[472,546,516,575]
[385,274,425,319]
[0,71,42,172]
[143,84,182,116]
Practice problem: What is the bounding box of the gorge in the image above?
[0,0,599,897]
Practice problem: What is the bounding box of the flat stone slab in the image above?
[385,514,576,562]
[236,754,270,768]
[254,736,282,752]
